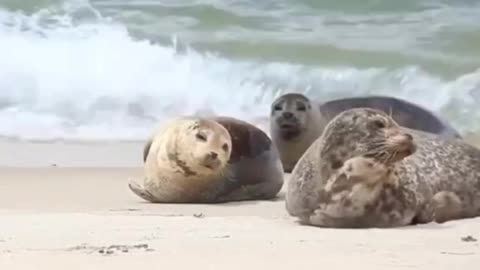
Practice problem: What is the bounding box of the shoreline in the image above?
[0,137,479,269]
[0,138,144,168]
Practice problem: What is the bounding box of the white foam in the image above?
[0,5,479,140]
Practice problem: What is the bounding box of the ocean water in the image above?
[0,0,479,140]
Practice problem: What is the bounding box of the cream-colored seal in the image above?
[129,116,284,203]
[286,108,480,228]
[129,117,232,203]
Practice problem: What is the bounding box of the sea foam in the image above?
[0,4,479,140]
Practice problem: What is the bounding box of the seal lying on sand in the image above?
[270,93,461,172]
[285,108,480,228]
[129,116,284,203]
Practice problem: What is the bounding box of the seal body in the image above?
[270,93,462,173]
[129,116,284,203]
[286,108,480,228]
[319,95,462,139]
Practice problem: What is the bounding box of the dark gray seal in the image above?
[320,95,461,139]
[270,93,462,173]
[285,108,480,228]
[129,116,284,203]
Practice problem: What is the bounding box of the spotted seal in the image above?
[128,116,284,203]
[285,107,480,228]
[270,93,462,173]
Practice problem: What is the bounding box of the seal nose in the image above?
[209,152,218,159]
[390,133,413,144]
[203,151,221,170]
[282,112,293,119]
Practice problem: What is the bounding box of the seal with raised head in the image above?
[285,107,480,228]
[270,93,328,173]
[270,93,462,173]
[128,116,284,203]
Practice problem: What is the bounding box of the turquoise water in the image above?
[0,0,479,139]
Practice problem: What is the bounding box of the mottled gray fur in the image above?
[286,108,480,228]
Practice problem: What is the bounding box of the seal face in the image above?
[286,108,480,228]
[270,93,327,172]
[270,93,462,173]
[167,118,232,176]
[270,93,311,140]
[129,116,284,203]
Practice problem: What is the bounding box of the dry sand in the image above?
[0,139,479,269]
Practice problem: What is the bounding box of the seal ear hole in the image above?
[222,143,229,152]
[195,133,207,142]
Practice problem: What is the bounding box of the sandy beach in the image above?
[0,139,478,269]
[3,0,480,268]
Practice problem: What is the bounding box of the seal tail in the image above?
[128,179,158,203]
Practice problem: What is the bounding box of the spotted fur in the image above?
[286,108,480,228]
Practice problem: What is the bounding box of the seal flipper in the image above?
[413,191,463,224]
[412,202,435,225]
[214,183,279,203]
[128,179,158,203]
[205,168,280,203]
[214,185,252,203]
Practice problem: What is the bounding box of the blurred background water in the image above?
[0,0,479,139]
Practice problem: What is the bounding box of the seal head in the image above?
[270,93,326,172]
[270,93,312,140]
[319,108,416,168]
[169,119,232,176]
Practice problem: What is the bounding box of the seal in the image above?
[319,95,462,139]
[270,93,462,173]
[269,93,328,172]
[128,116,284,203]
[285,107,480,228]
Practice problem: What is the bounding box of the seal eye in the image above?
[222,143,229,152]
[372,119,386,129]
[196,133,207,142]
[297,104,306,111]
[273,105,282,111]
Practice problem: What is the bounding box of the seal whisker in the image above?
[383,151,396,164]
[390,151,399,164]
[364,143,389,157]
[379,151,391,164]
